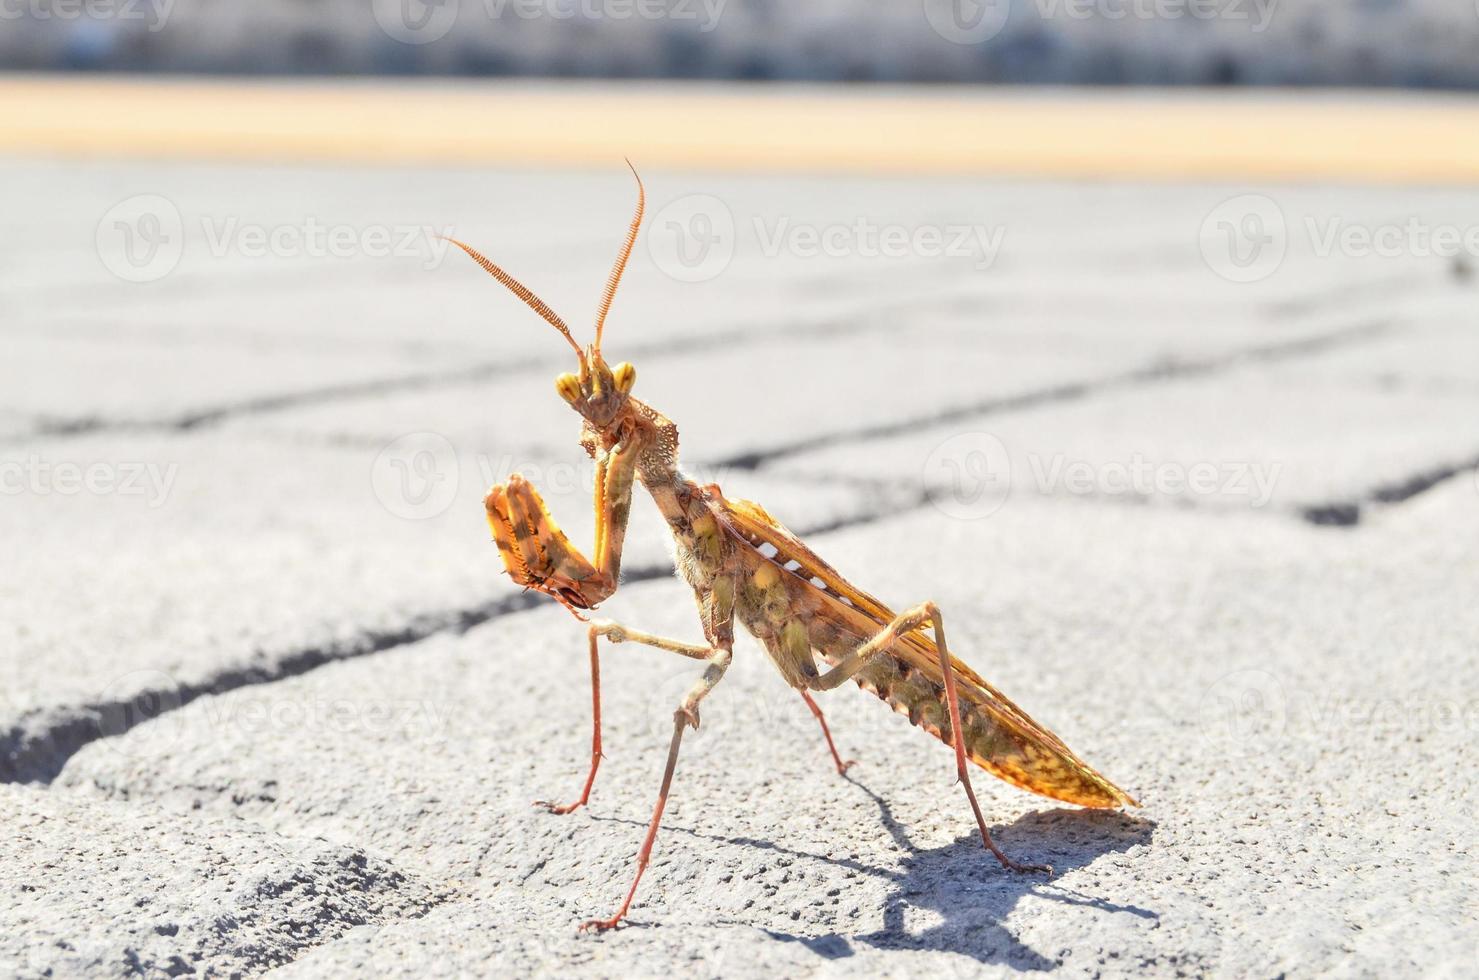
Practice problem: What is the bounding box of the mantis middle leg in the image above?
[580,643,733,932]
[536,620,712,815]
[799,690,856,775]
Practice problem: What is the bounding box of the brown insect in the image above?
[449,166,1139,932]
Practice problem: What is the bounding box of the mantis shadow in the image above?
[601,775,1155,970]
[836,777,1155,969]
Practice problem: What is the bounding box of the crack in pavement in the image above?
[711,319,1394,471]
[764,461,1479,529]
[0,495,928,786]
[5,271,1421,446]
[18,351,559,441]
[1299,451,1479,527]
[1259,271,1422,320]
[0,589,552,785]
[1,296,947,444]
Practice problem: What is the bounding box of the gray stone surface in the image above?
[3,160,1477,977]
[0,785,446,978]
[780,339,1479,517]
[0,429,874,780]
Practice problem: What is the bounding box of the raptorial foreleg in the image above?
[485,437,640,612]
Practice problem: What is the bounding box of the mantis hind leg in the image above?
[537,620,712,815]
[923,603,1053,875]
[813,601,1053,876]
[799,690,856,776]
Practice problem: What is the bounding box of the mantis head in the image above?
[554,347,637,429]
[447,161,644,435]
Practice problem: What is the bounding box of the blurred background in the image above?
[2,0,1478,88]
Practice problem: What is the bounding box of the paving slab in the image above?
[1280,313,1479,390]
[0,430,876,782]
[212,292,1454,482]
[8,159,1478,430]
[5,159,1479,978]
[0,331,444,429]
[48,481,1479,977]
[223,329,1133,472]
[773,321,1479,520]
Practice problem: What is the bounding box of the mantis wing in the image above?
[719,497,1138,808]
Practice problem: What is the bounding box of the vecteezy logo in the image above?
[1199,194,1287,283]
[96,194,184,283]
[373,0,459,44]
[922,0,1012,45]
[923,431,1012,519]
[1199,668,1287,758]
[646,194,736,283]
[372,432,460,520]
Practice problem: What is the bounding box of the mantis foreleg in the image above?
[485,438,640,610]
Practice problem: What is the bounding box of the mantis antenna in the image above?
[447,237,584,360]
[593,160,645,353]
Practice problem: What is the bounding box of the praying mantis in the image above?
[449,166,1139,932]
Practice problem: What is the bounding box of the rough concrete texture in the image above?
[0,785,445,978]
[3,161,1477,977]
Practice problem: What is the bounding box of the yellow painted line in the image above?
[4,75,1479,183]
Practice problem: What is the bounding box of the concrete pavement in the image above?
[3,159,1477,977]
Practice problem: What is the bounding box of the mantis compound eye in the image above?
[612,362,636,394]
[555,373,582,404]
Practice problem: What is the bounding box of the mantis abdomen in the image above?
[845,649,1133,809]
